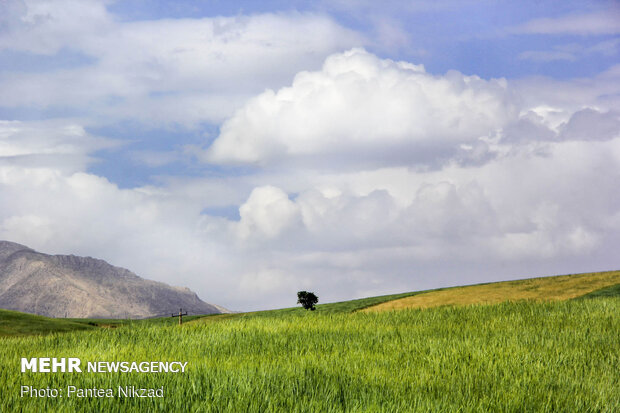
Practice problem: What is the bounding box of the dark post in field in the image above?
[171,308,188,325]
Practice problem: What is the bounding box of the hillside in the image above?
[3,268,617,333]
[0,308,95,337]
[2,269,618,411]
[197,270,619,324]
[0,241,224,318]
[5,298,619,412]
[362,270,620,312]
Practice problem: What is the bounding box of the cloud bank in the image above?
[2,48,618,310]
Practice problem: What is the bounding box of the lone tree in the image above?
[297,291,318,311]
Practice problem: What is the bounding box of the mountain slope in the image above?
[0,241,224,318]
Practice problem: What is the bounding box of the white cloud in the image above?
[519,38,620,63]
[559,108,620,141]
[0,4,364,126]
[0,0,113,54]
[500,107,620,143]
[1,117,619,311]
[500,111,557,143]
[206,48,517,167]
[512,12,620,36]
[324,0,477,15]
[0,119,115,172]
[2,3,617,121]
[237,186,301,240]
[587,38,620,57]
[518,50,576,62]
[0,43,619,311]
[511,64,620,113]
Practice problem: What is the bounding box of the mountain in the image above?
[0,241,226,318]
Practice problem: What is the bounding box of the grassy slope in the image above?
[363,270,620,312]
[6,268,609,336]
[198,270,619,323]
[196,291,424,324]
[3,298,618,412]
[579,283,620,299]
[68,315,207,328]
[0,311,208,337]
[2,271,618,411]
[2,270,618,335]
[0,309,95,337]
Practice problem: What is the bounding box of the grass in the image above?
[579,283,620,299]
[0,290,425,337]
[2,270,616,336]
[0,310,210,337]
[0,309,96,337]
[68,315,208,328]
[198,290,424,324]
[362,270,620,312]
[2,298,618,412]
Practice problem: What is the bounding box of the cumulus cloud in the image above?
[220,134,619,262]
[209,134,618,308]
[0,29,619,311]
[559,108,620,141]
[500,107,619,143]
[511,64,620,118]
[0,163,239,303]
[206,48,517,168]
[237,186,301,241]
[1,114,619,311]
[500,111,557,143]
[205,50,620,169]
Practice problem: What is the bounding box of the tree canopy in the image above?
[297,291,318,311]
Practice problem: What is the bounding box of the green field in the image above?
[0,309,97,337]
[1,274,619,412]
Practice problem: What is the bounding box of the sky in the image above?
[0,0,619,311]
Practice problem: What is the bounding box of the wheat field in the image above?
[362,270,620,312]
[2,296,618,412]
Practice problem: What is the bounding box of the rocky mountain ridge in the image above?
[0,241,225,318]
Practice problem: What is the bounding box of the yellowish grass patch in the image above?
[362,270,620,312]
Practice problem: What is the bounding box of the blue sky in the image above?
[0,0,618,310]
[109,0,620,78]
[3,0,617,189]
